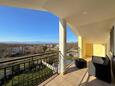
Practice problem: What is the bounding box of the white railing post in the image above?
[59,18,66,75]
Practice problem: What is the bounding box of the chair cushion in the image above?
[88,61,95,76]
[93,57,104,64]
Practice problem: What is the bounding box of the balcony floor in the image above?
[39,61,115,86]
[39,63,88,86]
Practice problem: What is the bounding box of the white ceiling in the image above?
[0,0,115,43]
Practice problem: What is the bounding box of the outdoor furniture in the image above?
[75,58,87,69]
[88,61,95,76]
[92,56,111,83]
[112,56,115,78]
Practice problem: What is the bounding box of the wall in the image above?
[82,38,86,58]
[85,43,106,57]
[105,24,115,59]
[106,36,111,57]
[106,36,113,60]
[78,37,106,58]
[93,44,106,57]
[85,43,93,57]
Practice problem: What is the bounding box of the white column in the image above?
[59,19,66,75]
[78,36,83,58]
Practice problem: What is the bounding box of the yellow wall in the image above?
[82,38,86,58]
[85,43,93,57]
[93,44,106,57]
[78,36,106,58]
[85,43,106,57]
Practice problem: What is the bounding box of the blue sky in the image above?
[0,6,77,43]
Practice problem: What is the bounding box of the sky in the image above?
[0,6,77,43]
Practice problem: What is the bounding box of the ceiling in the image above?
[0,0,115,43]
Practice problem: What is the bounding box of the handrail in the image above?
[0,51,59,86]
[0,51,58,64]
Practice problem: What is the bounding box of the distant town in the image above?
[0,42,78,60]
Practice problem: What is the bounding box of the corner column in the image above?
[78,36,83,58]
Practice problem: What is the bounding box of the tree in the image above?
[42,46,47,52]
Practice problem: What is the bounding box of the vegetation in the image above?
[3,67,53,86]
[66,56,78,60]
[0,43,58,58]
[66,56,73,60]
[0,42,78,59]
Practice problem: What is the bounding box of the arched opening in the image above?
[0,5,78,58]
[0,6,78,86]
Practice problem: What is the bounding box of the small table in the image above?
[75,58,87,69]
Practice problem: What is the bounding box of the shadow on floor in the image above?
[65,66,87,75]
[65,66,78,74]
[81,78,114,86]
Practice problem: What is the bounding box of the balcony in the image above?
[0,51,82,86]
[40,63,88,86]
[0,0,115,86]
[0,51,114,86]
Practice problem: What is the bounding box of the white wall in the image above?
[106,21,115,59]
[106,35,112,59]
[106,35,110,55]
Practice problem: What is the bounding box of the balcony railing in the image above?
[0,52,59,86]
[64,50,79,71]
